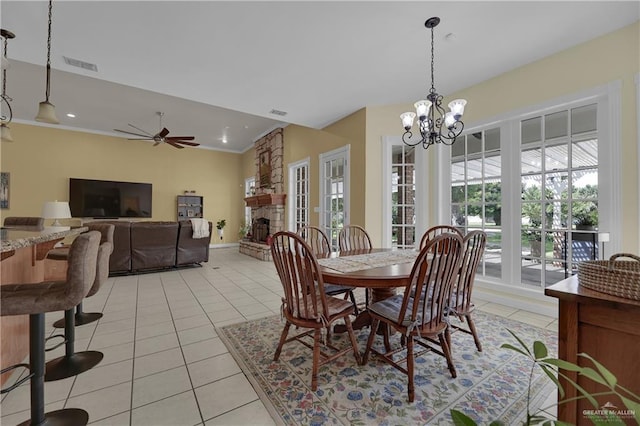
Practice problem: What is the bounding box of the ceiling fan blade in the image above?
[114,129,152,138]
[173,140,200,146]
[166,140,185,149]
[166,136,195,141]
[127,123,153,136]
[158,128,170,138]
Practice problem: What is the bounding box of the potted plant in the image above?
[451,330,640,425]
[238,221,251,240]
[216,219,226,240]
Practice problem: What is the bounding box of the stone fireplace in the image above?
[239,129,286,261]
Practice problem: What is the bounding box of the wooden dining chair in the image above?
[362,232,463,402]
[419,225,463,250]
[338,225,373,306]
[297,225,358,315]
[271,231,361,391]
[446,230,487,352]
[338,224,372,251]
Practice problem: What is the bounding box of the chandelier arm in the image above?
[1,95,12,123]
[402,131,423,146]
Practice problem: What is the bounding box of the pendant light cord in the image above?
[1,34,11,124]
[2,36,7,98]
[44,0,53,101]
[429,26,435,96]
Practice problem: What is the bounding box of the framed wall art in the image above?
[259,149,271,188]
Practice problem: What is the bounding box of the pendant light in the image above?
[35,0,59,124]
[1,29,15,142]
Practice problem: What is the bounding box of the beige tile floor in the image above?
[1,248,558,425]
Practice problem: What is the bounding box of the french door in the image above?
[319,146,350,250]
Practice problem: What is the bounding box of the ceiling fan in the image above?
[114,112,200,149]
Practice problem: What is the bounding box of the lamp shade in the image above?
[42,200,71,226]
[35,100,59,124]
[0,123,13,142]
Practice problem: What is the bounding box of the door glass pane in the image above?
[545,111,568,139]
[572,139,598,167]
[571,104,597,135]
[545,143,569,171]
[521,148,542,174]
[522,117,541,144]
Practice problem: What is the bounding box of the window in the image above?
[446,86,618,292]
[520,104,598,288]
[451,128,502,279]
[288,159,309,232]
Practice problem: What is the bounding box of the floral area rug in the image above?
[218,310,557,425]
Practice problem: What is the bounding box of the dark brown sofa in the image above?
[95,220,212,274]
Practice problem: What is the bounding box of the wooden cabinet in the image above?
[545,276,640,424]
[177,195,203,219]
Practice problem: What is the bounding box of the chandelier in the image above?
[1,29,15,142]
[400,17,467,149]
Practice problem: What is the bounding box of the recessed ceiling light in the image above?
[222,139,228,144]
[66,113,76,118]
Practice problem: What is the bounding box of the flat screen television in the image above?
[69,178,152,218]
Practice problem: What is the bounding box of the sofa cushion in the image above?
[94,221,131,273]
[131,222,179,271]
[177,221,212,266]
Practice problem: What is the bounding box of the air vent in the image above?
[63,56,98,72]
[269,109,288,116]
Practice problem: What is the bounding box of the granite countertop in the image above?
[1,226,88,253]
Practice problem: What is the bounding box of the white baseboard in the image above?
[210,243,239,249]
[473,280,559,318]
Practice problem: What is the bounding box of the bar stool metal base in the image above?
[44,351,104,382]
[17,408,89,426]
[52,312,103,328]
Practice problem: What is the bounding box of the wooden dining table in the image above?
[317,248,417,332]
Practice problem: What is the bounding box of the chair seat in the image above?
[46,246,70,261]
[369,294,443,334]
[1,281,80,317]
[324,283,355,295]
[288,293,355,322]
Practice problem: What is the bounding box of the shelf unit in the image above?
[177,195,203,219]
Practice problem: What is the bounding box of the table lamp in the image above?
[42,201,71,226]
[598,232,610,260]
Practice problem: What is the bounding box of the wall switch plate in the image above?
[313,207,320,213]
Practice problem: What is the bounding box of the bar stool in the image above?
[44,239,111,381]
[49,223,115,327]
[0,231,100,426]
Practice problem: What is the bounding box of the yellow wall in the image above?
[283,124,353,227]
[322,108,367,228]
[365,21,640,251]
[1,123,244,243]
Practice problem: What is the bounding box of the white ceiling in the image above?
[1,1,638,152]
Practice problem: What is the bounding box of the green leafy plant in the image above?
[238,220,250,239]
[451,329,640,426]
[216,219,226,230]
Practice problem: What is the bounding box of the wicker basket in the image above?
[577,253,640,301]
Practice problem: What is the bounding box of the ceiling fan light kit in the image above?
[35,0,59,124]
[113,111,200,149]
[400,17,467,150]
